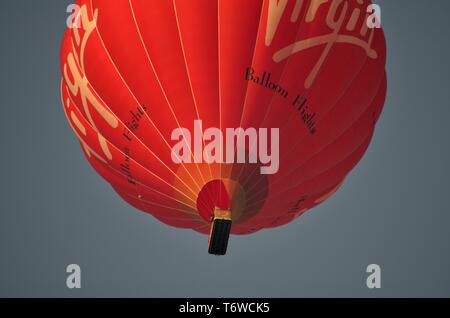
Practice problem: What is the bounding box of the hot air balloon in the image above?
[60,0,387,255]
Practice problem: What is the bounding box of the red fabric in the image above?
[61,0,387,235]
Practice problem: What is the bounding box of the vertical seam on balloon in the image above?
[172,0,214,184]
[89,0,204,198]
[235,2,267,135]
[222,0,265,182]
[218,0,222,200]
[63,82,200,208]
[171,0,217,215]
[234,1,311,184]
[66,34,201,203]
[127,0,209,192]
[233,1,311,184]
[233,0,266,134]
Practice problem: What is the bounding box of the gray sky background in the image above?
[0,0,449,297]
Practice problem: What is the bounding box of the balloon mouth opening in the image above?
[196,179,247,223]
[196,180,238,255]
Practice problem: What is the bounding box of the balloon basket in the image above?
[208,209,232,255]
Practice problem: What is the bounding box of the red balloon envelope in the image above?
[60,0,387,254]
